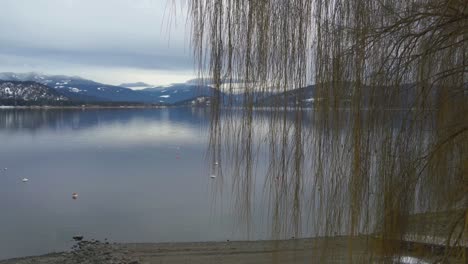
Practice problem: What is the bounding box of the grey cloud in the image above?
[0,44,192,70]
[0,0,192,78]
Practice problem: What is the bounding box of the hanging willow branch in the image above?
[186,0,467,261]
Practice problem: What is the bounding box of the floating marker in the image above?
[214,161,219,165]
[210,174,216,179]
[72,193,78,200]
[22,178,28,183]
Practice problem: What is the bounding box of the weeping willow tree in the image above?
[187,0,467,262]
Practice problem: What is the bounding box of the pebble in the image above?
[64,239,139,264]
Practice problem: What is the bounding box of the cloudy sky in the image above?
[0,0,195,86]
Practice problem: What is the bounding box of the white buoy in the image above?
[214,161,219,165]
[72,193,78,199]
[22,178,28,183]
[210,174,217,179]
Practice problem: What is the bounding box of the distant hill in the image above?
[141,84,218,104]
[257,85,315,107]
[185,78,245,85]
[0,80,69,105]
[172,96,212,107]
[257,83,428,108]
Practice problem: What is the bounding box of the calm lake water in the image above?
[0,108,270,260]
[0,108,438,261]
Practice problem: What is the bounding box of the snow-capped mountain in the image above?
[0,81,69,103]
[0,72,145,102]
[47,77,145,102]
[0,72,218,104]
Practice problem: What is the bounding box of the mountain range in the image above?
[0,72,217,105]
[0,73,331,108]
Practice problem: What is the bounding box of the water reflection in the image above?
[0,108,232,260]
[0,108,209,132]
[208,108,467,262]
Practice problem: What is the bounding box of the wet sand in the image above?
[1,236,459,264]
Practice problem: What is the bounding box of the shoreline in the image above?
[1,236,458,264]
[0,105,421,111]
[0,105,167,110]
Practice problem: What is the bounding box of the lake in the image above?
[0,108,273,260]
[0,108,454,262]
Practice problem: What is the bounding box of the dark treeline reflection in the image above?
[0,108,210,133]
